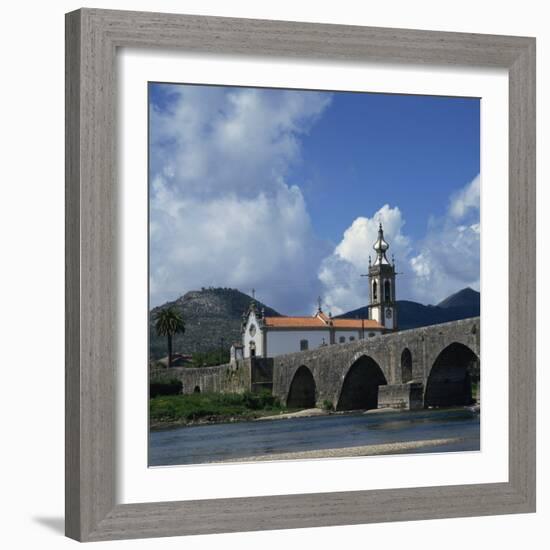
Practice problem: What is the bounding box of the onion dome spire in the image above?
[373,223,390,265]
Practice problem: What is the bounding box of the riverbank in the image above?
[150,389,481,431]
[206,437,467,463]
[149,391,292,431]
[150,408,292,431]
[150,403,401,430]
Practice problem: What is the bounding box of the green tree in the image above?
[154,307,185,368]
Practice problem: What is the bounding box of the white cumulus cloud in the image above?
[409,175,480,304]
[448,174,480,220]
[149,85,332,312]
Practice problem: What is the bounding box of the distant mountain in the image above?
[437,287,480,310]
[337,287,480,330]
[149,288,279,360]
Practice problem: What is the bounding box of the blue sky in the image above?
[149,83,480,314]
[290,92,479,243]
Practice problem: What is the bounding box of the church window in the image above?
[373,280,378,301]
[300,339,309,351]
[339,336,345,343]
[384,280,391,302]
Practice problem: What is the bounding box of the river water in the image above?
[149,408,480,466]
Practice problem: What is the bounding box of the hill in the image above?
[149,287,279,360]
[337,287,480,330]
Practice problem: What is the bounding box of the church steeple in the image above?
[373,223,390,265]
[367,223,398,331]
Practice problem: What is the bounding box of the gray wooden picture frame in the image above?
[65,8,536,542]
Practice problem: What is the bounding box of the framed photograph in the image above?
[65,8,535,542]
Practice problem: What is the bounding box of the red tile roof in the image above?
[264,316,326,328]
[331,319,384,329]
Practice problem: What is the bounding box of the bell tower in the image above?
[368,223,397,330]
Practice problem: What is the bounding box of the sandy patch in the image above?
[208,437,465,463]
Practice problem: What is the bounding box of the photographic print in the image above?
[148,83,481,467]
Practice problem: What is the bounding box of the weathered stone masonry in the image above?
[150,357,274,395]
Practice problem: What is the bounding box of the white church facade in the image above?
[238,223,398,359]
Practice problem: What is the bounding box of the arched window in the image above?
[384,280,391,302]
[372,280,378,301]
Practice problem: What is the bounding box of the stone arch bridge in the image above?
[155,317,480,411]
[271,317,479,410]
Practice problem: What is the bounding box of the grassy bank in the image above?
[150,390,289,429]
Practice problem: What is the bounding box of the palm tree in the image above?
[154,307,185,368]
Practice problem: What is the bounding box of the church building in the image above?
[240,223,398,359]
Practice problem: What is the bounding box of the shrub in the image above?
[149,390,285,423]
[242,389,279,410]
[322,399,334,412]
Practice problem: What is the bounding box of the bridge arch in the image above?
[287,365,316,409]
[401,347,413,383]
[336,355,387,411]
[425,342,479,407]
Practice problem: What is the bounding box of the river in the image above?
[149,408,480,466]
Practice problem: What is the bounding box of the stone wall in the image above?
[149,357,276,395]
[150,360,251,395]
